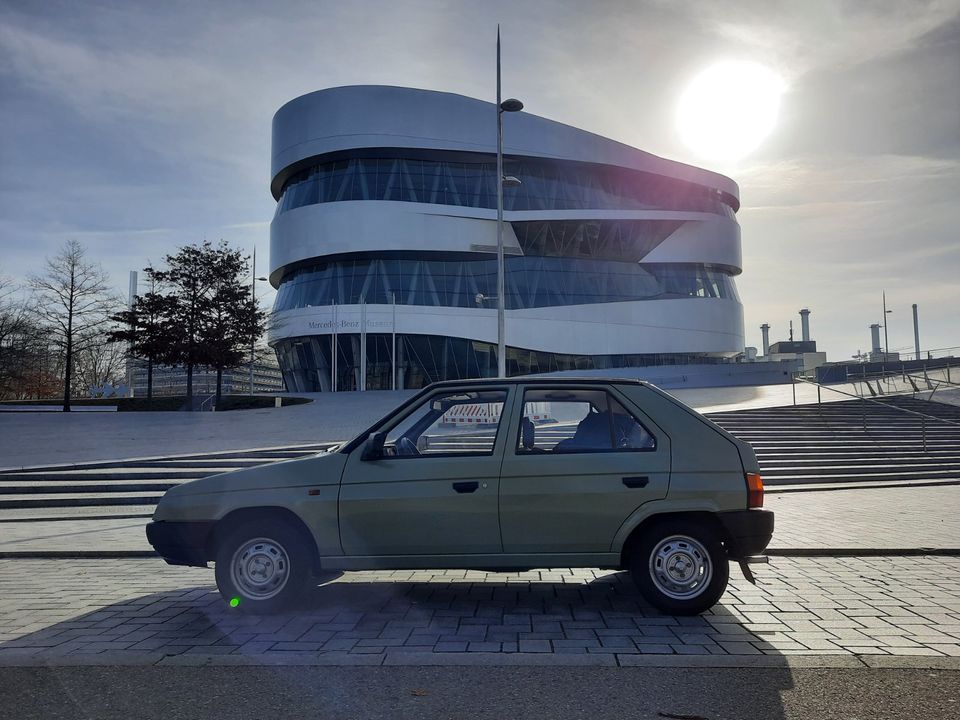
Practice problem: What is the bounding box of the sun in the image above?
[678,60,785,164]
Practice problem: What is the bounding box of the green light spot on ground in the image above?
[230,597,240,608]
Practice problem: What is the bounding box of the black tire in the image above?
[214,519,315,614]
[628,519,729,615]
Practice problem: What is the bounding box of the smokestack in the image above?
[799,308,811,342]
[869,323,882,354]
[912,304,920,361]
[760,324,770,356]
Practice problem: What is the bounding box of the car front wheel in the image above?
[629,520,729,615]
[214,520,314,614]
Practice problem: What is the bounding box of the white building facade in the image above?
[268,86,746,392]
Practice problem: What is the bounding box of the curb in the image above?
[2,548,960,560]
[0,441,333,474]
[0,513,153,524]
[0,550,159,559]
[0,650,957,670]
[766,478,960,494]
[766,548,960,557]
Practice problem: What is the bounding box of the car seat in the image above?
[520,416,536,451]
[554,410,611,452]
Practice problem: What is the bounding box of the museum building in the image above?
[267,86,745,392]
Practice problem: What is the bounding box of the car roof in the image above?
[422,377,650,390]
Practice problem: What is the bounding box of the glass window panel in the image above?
[274,257,738,312]
[275,157,737,217]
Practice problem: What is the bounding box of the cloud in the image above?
[736,151,959,356]
[683,0,960,77]
[0,0,957,360]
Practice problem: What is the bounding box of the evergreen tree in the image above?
[200,245,266,404]
[149,242,219,403]
[107,271,177,407]
[146,240,265,408]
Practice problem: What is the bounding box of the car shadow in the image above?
[0,569,793,718]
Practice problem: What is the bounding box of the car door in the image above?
[499,385,671,554]
[338,386,513,558]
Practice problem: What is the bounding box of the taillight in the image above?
[746,473,764,508]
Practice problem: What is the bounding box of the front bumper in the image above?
[145,520,215,567]
[717,509,774,558]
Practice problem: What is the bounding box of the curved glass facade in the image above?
[274,256,739,312]
[275,156,736,218]
[274,333,727,393]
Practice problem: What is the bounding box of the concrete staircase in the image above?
[2,396,957,515]
[707,396,960,488]
[0,444,332,512]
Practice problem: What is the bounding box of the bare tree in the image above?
[0,274,39,400]
[74,331,128,395]
[29,240,115,411]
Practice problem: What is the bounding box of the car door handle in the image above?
[453,481,479,494]
[622,476,649,489]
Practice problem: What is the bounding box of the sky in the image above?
[1,0,957,361]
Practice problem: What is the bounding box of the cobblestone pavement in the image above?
[765,484,960,549]
[2,485,957,554]
[1,557,959,666]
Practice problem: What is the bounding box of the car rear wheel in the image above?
[214,520,314,614]
[629,519,728,615]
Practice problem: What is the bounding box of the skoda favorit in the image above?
[147,378,773,615]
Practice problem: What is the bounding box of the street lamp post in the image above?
[249,247,267,395]
[882,290,892,360]
[496,26,523,379]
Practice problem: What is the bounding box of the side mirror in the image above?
[361,431,387,461]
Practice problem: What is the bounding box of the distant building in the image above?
[267,86,748,392]
[130,357,284,397]
[868,351,900,363]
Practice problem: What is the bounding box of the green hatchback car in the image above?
[147,378,773,615]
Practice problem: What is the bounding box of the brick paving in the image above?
[766,484,960,549]
[2,485,957,554]
[1,557,959,666]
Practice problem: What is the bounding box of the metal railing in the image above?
[792,375,960,453]
[834,361,959,400]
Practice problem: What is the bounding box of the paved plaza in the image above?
[2,388,958,671]
[9,381,952,471]
[2,485,958,555]
[1,556,959,667]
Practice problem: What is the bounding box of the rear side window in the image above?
[516,388,656,454]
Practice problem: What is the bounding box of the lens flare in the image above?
[229,597,241,608]
[678,60,785,163]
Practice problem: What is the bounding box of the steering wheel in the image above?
[396,437,421,456]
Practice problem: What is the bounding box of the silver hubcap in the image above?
[230,538,290,600]
[649,534,712,600]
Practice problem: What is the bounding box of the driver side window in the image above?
[385,390,508,457]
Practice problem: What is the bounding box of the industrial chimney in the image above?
[869,323,882,355]
[913,304,921,361]
[799,308,811,342]
[760,324,770,357]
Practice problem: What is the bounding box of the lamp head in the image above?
[500,98,524,113]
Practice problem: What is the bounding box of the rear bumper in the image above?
[717,509,774,558]
[145,520,214,567]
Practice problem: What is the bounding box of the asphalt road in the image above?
[2,666,957,720]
